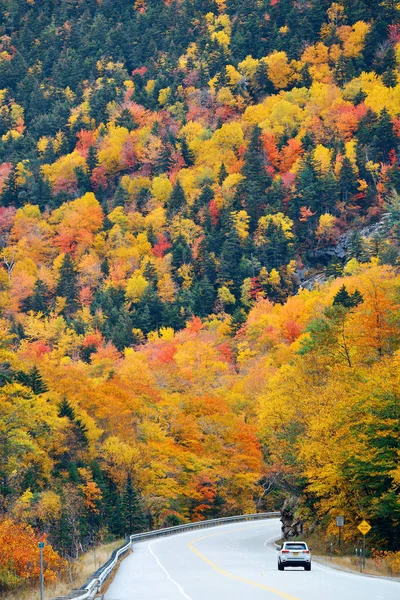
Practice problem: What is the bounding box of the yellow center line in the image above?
[187,526,301,600]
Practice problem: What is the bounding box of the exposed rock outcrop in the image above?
[280,496,303,539]
[296,218,388,292]
[307,220,386,263]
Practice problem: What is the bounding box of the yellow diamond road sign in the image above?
[358,520,371,535]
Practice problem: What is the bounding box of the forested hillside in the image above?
[0,0,400,592]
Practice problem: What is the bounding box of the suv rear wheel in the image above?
[278,561,284,571]
[305,563,311,571]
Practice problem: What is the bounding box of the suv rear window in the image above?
[284,543,307,550]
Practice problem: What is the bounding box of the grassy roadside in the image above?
[2,538,125,600]
[291,534,400,580]
[312,554,400,579]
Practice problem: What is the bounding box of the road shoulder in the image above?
[312,555,400,582]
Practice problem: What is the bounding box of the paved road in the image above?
[105,518,399,600]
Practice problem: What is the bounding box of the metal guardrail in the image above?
[53,511,280,599]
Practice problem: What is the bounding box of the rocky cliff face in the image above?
[297,219,387,292]
[280,496,303,539]
[307,220,387,263]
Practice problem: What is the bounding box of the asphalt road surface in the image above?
[104,518,399,600]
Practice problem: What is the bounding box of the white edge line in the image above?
[148,541,193,600]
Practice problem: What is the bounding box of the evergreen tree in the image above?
[333,284,363,308]
[321,171,339,214]
[56,398,89,479]
[106,483,125,537]
[252,61,274,99]
[112,183,130,207]
[191,185,214,220]
[58,397,76,420]
[357,109,378,147]
[74,166,92,194]
[197,185,214,207]
[299,63,312,88]
[219,228,243,291]
[193,239,217,285]
[167,180,186,218]
[193,276,216,317]
[236,126,271,230]
[348,230,370,261]
[386,189,400,243]
[325,259,343,278]
[0,361,13,387]
[373,109,397,162]
[28,172,53,210]
[22,278,51,314]
[180,137,195,167]
[111,309,133,350]
[9,317,25,340]
[100,258,110,277]
[171,235,192,270]
[228,307,247,336]
[1,169,19,207]
[339,157,358,203]
[56,253,78,315]
[16,366,48,395]
[334,54,353,86]
[42,141,56,164]
[137,304,152,334]
[155,142,173,175]
[258,221,293,269]
[87,145,99,174]
[218,163,228,185]
[122,474,147,534]
[294,154,321,217]
[143,261,159,285]
[382,66,397,88]
[116,108,137,130]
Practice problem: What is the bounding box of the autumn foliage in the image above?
[0,519,65,590]
[0,0,400,592]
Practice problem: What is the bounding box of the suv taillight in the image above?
[302,550,310,554]
[281,550,289,553]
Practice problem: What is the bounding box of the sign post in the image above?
[38,541,45,600]
[336,516,344,549]
[357,520,371,571]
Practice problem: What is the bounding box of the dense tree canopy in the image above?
[0,0,400,591]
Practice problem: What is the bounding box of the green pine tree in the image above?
[87,145,99,174]
[58,397,76,420]
[339,157,358,203]
[219,227,243,290]
[56,253,78,315]
[193,276,215,317]
[167,180,186,218]
[348,230,368,261]
[123,473,147,534]
[16,366,48,395]
[373,108,397,162]
[236,126,271,229]
[115,108,138,130]
[180,137,195,167]
[1,169,19,207]
[218,163,228,185]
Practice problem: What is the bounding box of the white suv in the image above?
[277,541,311,570]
